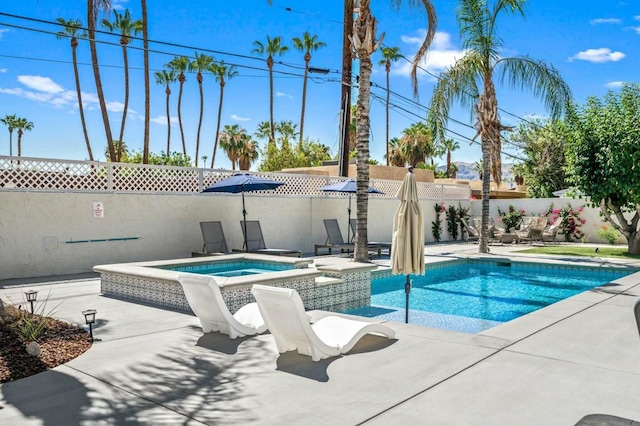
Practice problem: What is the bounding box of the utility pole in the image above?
[339,0,355,177]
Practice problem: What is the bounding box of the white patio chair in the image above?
[177,274,267,339]
[251,284,396,361]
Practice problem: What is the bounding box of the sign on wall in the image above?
[93,202,105,218]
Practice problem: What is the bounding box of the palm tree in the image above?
[88,0,115,161]
[238,134,259,171]
[140,0,150,164]
[378,46,402,165]
[209,61,238,168]
[0,114,18,156]
[292,32,326,147]
[428,0,571,253]
[101,9,142,162]
[55,18,94,161]
[188,52,214,167]
[218,124,245,170]
[350,0,436,262]
[251,36,289,145]
[254,121,272,142]
[166,56,190,158]
[400,122,434,167]
[441,138,460,177]
[154,70,177,157]
[14,117,34,157]
[386,137,405,167]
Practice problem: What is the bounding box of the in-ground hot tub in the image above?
[94,253,376,314]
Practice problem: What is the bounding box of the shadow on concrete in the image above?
[196,332,258,355]
[2,370,91,425]
[80,339,270,424]
[275,334,397,382]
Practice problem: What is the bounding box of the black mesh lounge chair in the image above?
[234,220,301,257]
[196,221,229,255]
[315,219,354,255]
[349,219,391,254]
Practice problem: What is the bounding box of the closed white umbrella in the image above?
[390,168,425,323]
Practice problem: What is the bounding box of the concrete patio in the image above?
[1,244,639,425]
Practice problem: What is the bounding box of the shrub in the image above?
[597,224,619,245]
[446,205,459,240]
[432,203,445,242]
[558,204,585,242]
[497,205,525,233]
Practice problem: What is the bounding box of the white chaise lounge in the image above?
[251,284,396,361]
[177,274,267,339]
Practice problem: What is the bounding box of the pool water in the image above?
[163,261,292,277]
[344,261,635,333]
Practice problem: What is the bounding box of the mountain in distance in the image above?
[437,161,514,182]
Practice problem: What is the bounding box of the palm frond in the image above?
[497,56,573,119]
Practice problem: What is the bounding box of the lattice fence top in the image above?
[0,156,471,200]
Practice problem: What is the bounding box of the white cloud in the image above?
[231,114,251,122]
[112,0,129,10]
[394,30,466,80]
[0,68,7,73]
[635,15,640,21]
[18,75,64,93]
[276,91,293,99]
[0,29,8,39]
[589,18,621,25]
[568,48,625,63]
[605,81,624,88]
[150,115,178,126]
[0,75,129,114]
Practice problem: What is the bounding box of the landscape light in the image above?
[82,309,97,342]
[25,290,38,314]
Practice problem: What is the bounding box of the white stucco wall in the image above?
[0,191,471,280]
[470,198,628,244]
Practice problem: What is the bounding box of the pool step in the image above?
[315,276,343,287]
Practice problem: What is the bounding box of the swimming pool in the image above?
[344,260,636,333]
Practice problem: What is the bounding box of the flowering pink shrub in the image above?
[543,203,585,241]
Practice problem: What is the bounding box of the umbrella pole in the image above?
[405,275,411,323]
[242,191,248,252]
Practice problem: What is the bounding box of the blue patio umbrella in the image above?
[319,179,383,243]
[203,173,285,252]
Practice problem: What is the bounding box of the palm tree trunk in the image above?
[8,130,13,157]
[211,81,225,168]
[299,55,310,148]
[88,0,115,161]
[165,85,171,155]
[267,56,275,145]
[385,62,390,166]
[17,130,22,157]
[446,150,451,176]
[141,0,150,164]
[479,134,491,253]
[117,43,129,162]
[177,76,186,157]
[72,39,94,161]
[195,73,204,167]
[353,3,375,263]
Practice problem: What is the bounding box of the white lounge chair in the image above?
[177,274,267,339]
[251,284,396,361]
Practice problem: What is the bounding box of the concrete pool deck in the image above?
[1,243,639,425]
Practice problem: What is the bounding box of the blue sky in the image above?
[0,0,638,171]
